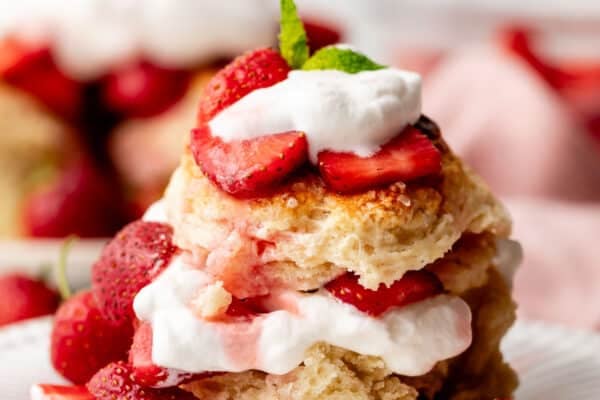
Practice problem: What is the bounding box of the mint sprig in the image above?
[303,46,384,74]
[278,0,309,69]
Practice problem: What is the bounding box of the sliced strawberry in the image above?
[0,37,81,119]
[0,273,59,327]
[197,48,290,125]
[92,221,177,328]
[325,270,443,316]
[51,291,131,384]
[87,361,196,400]
[318,126,442,193]
[191,125,308,198]
[30,384,94,400]
[225,296,268,318]
[103,60,190,118]
[303,19,343,53]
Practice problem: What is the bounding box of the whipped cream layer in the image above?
[0,0,276,79]
[209,69,422,162]
[133,254,472,377]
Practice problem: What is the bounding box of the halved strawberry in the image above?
[325,270,443,316]
[87,361,196,400]
[30,384,94,400]
[318,126,442,193]
[51,291,131,384]
[197,48,290,125]
[191,125,308,198]
[92,221,178,328]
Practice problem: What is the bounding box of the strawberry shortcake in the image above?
[33,1,520,399]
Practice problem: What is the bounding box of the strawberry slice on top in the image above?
[191,125,308,198]
[318,126,442,194]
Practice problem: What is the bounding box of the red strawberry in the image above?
[225,296,268,318]
[103,60,190,118]
[0,37,81,119]
[325,270,443,316]
[0,273,59,327]
[191,125,308,198]
[92,221,177,328]
[30,385,94,400]
[303,19,343,53]
[51,291,131,384]
[197,48,290,125]
[22,158,128,238]
[87,361,196,400]
[129,323,217,388]
[318,126,442,193]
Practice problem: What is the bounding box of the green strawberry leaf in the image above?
[302,46,385,74]
[278,0,309,69]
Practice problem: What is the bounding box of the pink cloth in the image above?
[422,43,600,329]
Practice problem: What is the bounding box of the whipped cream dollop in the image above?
[134,255,472,377]
[209,69,422,162]
[0,0,276,79]
[494,238,523,286]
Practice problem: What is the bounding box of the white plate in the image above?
[0,318,599,400]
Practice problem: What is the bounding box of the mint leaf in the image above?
[302,46,385,74]
[279,0,309,69]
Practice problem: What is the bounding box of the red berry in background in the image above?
[0,273,59,327]
[87,361,196,400]
[103,60,190,118]
[30,384,94,400]
[0,37,81,119]
[318,126,442,194]
[302,18,343,53]
[22,158,127,238]
[191,126,308,198]
[325,270,443,316]
[92,221,177,328]
[51,291,131,384]
[197,48,290,125]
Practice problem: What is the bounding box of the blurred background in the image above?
[0,0,599,330]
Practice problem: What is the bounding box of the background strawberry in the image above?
[103,60,190,118]
[318,126,442,193]
[325,270,443,316]
[22,157,129,238]
[87,361,196,400]
[303,19,343,53]
[91,221,177,328]
[191,126,308,198]
[31,384,93,400]
[0,273,59,327]
[50,291,131,384]
[197,48,290,125]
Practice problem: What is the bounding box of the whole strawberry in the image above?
[92,221,177,328]
[50,290,131,384]
[0,273,59,327]
[87,361,196,400]
[197,48,290,125]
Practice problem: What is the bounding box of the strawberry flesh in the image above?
[325,270,443,316]
[87,361,196,400]
[191,125,308,198]
[318,126,442,193]
[197,48,290,126]
[0,273,59,327]
[31,384,94,400]
[51,291,131,384]
[92,221,178,328]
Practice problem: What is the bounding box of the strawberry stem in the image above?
[55,236,77,300]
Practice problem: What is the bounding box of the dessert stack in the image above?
[33,1,521,399]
